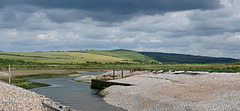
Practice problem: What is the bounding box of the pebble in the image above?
[0,81,73,111]
[102,72,240,111]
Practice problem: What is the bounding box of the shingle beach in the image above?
[0,81,72,111]
[101,71,240,111]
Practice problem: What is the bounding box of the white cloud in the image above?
[26,11,50,23]
[36,34,47,39]
[220,0,240,8]
[226,34,240,42]
[120,37,136,43]
[36,31,58,41]
[65,32,79,39]
[149,39,162,43]
[4,30,17,37]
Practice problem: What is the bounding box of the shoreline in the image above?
[0,81,74,111]
[101,71,240,111]
[29,76,126,111]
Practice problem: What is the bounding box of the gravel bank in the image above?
[102,72,240,111]
[0,81,72,111]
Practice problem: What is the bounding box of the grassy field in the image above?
[0,49,239,71]
[1,69,75,76]
[0,50,161,69]
[147,63,240,72]
[0,51,130,64]
[80,49,157,63]
[0,73,76,89]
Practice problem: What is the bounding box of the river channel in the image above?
[29,72,125,111]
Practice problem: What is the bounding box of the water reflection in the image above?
[29,72,125,111]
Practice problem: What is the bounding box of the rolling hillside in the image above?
[0,50,238,66]
[0,51,130,64]
[139,52,239,63]
[80,49,157,63]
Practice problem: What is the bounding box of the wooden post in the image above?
[113,70,115,79]
[121,70,124,78]
[9,64,11,84]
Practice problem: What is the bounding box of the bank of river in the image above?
[29,73,125,111]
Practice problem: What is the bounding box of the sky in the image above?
[0,0,240,59]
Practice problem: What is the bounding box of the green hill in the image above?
[1,49,238,67]
[80,49,157,63]
[139,52,239,63]
[0,51,129,64]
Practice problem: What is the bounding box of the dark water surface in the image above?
[29,72,125,111]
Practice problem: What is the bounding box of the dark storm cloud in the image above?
[0,0,222,22]
[2,0,240,59]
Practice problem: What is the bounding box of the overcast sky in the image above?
[0,0,240,59]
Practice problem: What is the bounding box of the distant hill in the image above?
[80,49,157,63]
[1,50,238,65]
[0,51,129,64]
[0,49,157,65]
[139,52,239,63]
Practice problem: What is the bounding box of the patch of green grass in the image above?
[148,64,240,73]
[0,74,75,89]
[80,49,157,63]
[16,73,72,79]
[0,78,50,89]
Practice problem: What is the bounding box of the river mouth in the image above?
[29,72,125,111]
